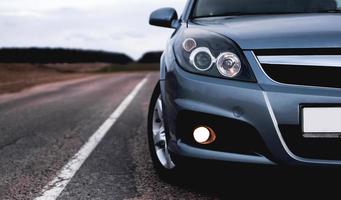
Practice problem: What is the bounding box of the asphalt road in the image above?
[1,72,341,200]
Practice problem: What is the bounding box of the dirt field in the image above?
[0,63,159,95]
[0,64,89,94]
[43,63,112,73]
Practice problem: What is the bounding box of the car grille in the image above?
[280,125,341,160]
[254,49,341,89]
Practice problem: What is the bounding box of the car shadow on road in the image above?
[164,160,341,198]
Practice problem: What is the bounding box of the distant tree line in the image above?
[137,52,163,63]
[0,48,133,64]
[0,48,163,64]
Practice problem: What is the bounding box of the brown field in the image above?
[99,63,159,72]
[43,63,112,73]
[0,63,159,94]
[0,64,88,94]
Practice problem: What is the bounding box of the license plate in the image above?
[303,107,341,134]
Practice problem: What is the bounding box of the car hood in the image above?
[189,14,341,50]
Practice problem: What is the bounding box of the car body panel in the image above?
[155,0,341,167]
[161,57,341,166]
[190,14,341,50]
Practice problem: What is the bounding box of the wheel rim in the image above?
[152,95,175,169]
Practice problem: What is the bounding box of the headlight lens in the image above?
[174,29,255,82]
[183,38,197,52]
[189,47,215,71]
[216,52,241,78]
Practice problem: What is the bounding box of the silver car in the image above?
[148,0,341,176]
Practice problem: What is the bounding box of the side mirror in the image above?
[149,8,179,28]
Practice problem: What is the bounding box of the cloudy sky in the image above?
[0,0,184,60]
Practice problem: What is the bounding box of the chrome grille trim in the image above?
[258,55,341,67]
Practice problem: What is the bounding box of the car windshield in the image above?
[192,0,341,18]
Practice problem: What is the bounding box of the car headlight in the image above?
[189,47,215,71]
[216,52,241,78]
[174,29,255,82]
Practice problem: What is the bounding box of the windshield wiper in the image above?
[326,10,341,13]
[193,9,341,19]
[193,12,313,18]
[317,8,341,13]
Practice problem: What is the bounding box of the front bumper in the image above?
[162,50,341,167]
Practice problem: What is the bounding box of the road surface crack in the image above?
[0,135,30,151]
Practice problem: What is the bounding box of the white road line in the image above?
[35,76,149,200]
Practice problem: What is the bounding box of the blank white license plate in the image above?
[303,107,341,133]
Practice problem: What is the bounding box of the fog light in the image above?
[193,126,216,145]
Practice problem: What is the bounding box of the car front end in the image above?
[149,0,341,172]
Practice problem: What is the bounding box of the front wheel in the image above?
[148,82,178,177]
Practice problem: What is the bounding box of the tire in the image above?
[147,82,180,178]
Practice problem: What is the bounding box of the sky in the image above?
[0,0,184,60]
